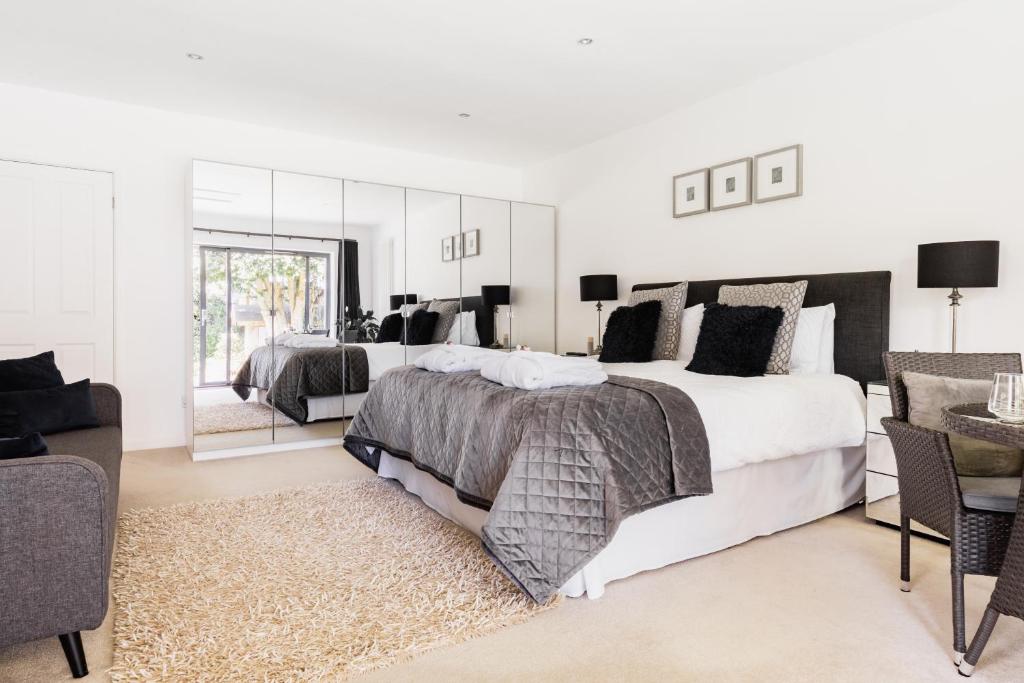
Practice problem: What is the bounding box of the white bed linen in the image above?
[347,342,442,381]
[377,445,865,599]
[600,361,866,471]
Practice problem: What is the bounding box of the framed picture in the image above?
[754,144,802,203]
[453,233,462,260]
[463,228,480,257]
[441,236,454,262]
[672,168,709,218]
[709,157,752,211]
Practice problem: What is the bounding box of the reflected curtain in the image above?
[339,239,361,323]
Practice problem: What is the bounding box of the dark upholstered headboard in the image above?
[632,271,891,389]
[437,295,494,347]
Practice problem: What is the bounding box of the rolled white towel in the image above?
[415,344,503,373]
[480,350,607,390]
[283,334,338,349]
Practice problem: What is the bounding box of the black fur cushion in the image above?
[686,303,784,377]
[0,350,64,391]
[402,309,440,346]
[0,432,49,459]
[598,300,662,363]
[377,313,403,343]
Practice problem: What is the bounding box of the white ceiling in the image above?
[0,0,959,166]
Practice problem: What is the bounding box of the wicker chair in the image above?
[881,352,1020,665]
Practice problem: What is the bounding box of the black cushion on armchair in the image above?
[0,432,49,460]
[0,379,99,437]
[0,350,65,390]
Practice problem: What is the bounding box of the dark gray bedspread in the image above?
[232,344,369,424]
[342,366,711,602]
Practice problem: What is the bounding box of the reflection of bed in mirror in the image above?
[240,295,495,423]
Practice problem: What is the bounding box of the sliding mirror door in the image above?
[511,203,556,352]
[341,180,405,430]
[192,161,275,453]
[460,196,510,349]
[270,170,345,446]
[405,189,461,357]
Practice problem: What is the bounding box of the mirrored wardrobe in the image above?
[189,160,555,459]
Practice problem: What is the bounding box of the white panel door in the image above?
[0,160,114,383]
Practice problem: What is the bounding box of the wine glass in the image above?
[988,373,1024,424]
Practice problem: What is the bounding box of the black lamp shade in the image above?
[481,285,510,307]
[918,241,999,288]
[580,274,618,302]
[389,293,418,310]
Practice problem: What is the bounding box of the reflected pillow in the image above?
[377,313,403,343]
[686,304,783,377]
[446,311,480,346]
[0,379,99,437]
[598,300,662,363]
[0,351,65,391]
[402,310,440,346]
[427,300,461,343]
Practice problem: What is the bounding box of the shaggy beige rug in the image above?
[193,401,295,434]
[111,479,557,681]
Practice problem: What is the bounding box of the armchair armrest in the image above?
[0,455,111,648]
[881,417,961,535]
[90,383,121,428]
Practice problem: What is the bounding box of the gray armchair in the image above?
[0,383,122,679]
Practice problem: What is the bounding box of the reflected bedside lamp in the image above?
[579,274,618,354]
[481,285,510,349]
[918,241,999,352]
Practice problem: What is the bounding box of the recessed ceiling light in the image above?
[577,38,593,46]
[458,112,471,118]
[186,52,204,61]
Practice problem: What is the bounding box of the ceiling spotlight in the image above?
[186,52,204,61]
[458,112,471,118]
[577,38,593,46]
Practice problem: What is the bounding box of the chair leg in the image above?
[952,571,966,665]
[959,606,1000,677]
[58,632,88,679]
[900,514,911,592]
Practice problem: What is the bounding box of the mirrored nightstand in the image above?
[865,380,947,540]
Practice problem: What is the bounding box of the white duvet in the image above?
[348,342,445,382]
[601,360,866,473]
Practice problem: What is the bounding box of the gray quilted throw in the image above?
[232,345,369,424]
[343,366,711,602]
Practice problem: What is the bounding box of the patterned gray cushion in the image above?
[427,299,461,343]
[628,282,688,360]
[718,280,808,374]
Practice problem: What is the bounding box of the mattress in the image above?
[377,445,865,599]
[600,361,866,471]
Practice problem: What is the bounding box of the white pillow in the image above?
[789,304,836,374]
[446,310,480,346]
[676,304,705,366]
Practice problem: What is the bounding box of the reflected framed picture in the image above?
[453,233,462,259]
[464,229,480,257]
[754,144,802,203]
[710,157,752,210]
[672,168,709,218]
[442,236,454,262]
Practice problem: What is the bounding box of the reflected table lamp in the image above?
[481,285,510,349]
[579,274,618,353]
[389,293,418,314]
[918,240,999,352]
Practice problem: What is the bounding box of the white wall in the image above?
[0,82,522,450]
[524,0,1024,359]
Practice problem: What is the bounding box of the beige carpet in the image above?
[110,478,555,682]
[193,402,295,435]
[3,446,1024,682]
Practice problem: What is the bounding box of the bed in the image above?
[343,271,891,600]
